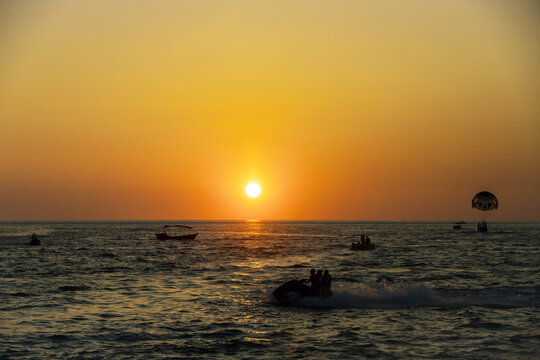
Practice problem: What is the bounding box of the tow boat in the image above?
[476,222,488,232]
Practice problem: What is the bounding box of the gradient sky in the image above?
[1,0,539,220]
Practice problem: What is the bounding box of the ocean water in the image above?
[1,221,538,359]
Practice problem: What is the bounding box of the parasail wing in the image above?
[472,191,498,211]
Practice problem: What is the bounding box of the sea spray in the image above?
[297,282,438,308]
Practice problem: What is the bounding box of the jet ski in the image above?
[272,279,332,305]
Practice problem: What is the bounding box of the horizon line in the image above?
[1,219,539,223]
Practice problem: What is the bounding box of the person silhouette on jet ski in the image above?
[322,270,332,297]
[305,268,321,296]
[306,268,317,286]
[312,270,323,296]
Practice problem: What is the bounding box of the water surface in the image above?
[1,221,538,359]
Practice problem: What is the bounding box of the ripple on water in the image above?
[55,285,91,292]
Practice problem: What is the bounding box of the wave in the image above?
[459,317,522,331]
[0,229,54,237]
[7,291,37,297]
[442,287,539,308]
[296,282,437,309]
[278,264,309,268]
[99,252,117,258]
[55,285,91,292]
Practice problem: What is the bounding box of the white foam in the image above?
[290,281,537,309]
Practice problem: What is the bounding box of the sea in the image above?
[1,221,538,359]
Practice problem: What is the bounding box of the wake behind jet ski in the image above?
[273,269,333,305]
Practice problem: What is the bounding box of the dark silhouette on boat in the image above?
[351,234,375,250]
[155,225,198,240]
[29,233,41,246]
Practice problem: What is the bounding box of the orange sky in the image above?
[1,0,539,220]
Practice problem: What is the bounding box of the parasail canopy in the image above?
[471,191,498,211]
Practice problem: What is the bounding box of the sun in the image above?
[245,182,261,198]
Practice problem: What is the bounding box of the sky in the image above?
[1,0,539,220]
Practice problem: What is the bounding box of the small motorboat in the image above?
[29,234,41,246]
[453,224,462,230]
[351,242,375,251]
[351,234,375,251]
[272,279,332,305]
[155,225,198,240]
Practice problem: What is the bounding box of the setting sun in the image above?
[245,183,261,198]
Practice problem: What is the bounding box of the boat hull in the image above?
[351,243,375,251]
[155,232,198,240]
[476,225,488,232]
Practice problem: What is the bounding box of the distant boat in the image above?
[455,220,467,224]
[476,222,488,232]
[155,225,198,240]
[29,234,41,245]
[453,224,462,230]
[350,234,375,250]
